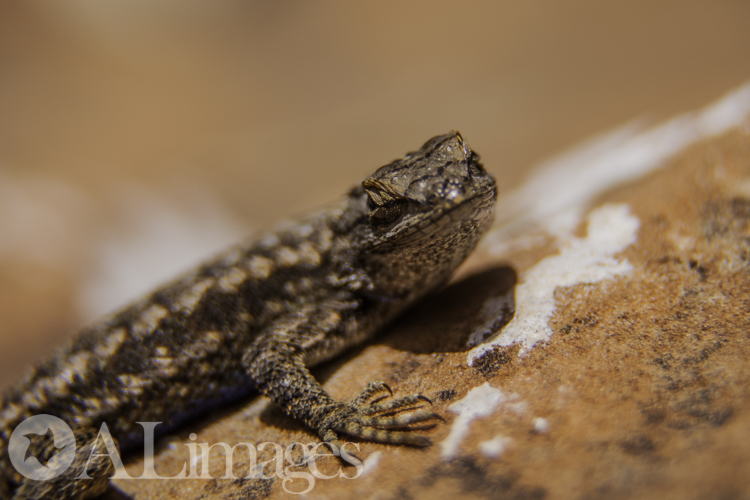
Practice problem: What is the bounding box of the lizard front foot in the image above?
[315,380,443,450]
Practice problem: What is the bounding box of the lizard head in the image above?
[356,131,497,297]
[361,131,497,247]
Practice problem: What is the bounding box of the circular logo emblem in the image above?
[8,414,76,481]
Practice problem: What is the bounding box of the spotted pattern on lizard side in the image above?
[0,132,497,499]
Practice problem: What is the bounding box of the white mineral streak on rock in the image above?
[361,451,382,477]
[533,417,550,434]
[468,83,750,365]
[468,204,639,364]
[439,383,506,460]
[478,435,513,459]
[484,82,750,256]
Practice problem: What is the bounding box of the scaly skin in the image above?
[0,132,496,499]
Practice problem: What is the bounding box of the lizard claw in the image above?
[351,380,393,406]
[417,394,433,405]
[316,384,443,448]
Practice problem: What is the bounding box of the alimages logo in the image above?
[8,414,76,481]
[8,414,364,494]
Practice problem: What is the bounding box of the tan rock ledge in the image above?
[109,84,750,500]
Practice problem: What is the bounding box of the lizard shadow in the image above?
[379,263,517,354]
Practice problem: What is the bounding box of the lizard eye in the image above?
[367,194,407,226]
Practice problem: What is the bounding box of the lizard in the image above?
[0,131,497,499]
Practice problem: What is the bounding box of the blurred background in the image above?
[1,0,749,388]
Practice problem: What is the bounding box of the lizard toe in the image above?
[351,380,392,406]
[360,394,432,416]
[357,409,444,429]
[337,420,432,447]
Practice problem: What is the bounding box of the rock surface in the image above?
[96,92,750,499]
[2,4,750,498]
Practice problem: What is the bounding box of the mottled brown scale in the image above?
[0,132,496,499]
